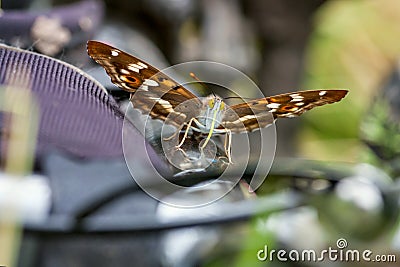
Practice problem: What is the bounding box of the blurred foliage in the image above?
[361,98,400,178]
[232,217,276,267]
[300,0,400,162]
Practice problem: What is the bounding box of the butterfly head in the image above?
[196,95,226,132]
[207,95,225,112]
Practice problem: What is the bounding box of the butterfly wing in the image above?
[221,89,348,133]
[87,41,202,126]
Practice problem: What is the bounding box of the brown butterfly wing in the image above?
[221,89,348,133]
[220,102,275,133]
[87,41,202,126]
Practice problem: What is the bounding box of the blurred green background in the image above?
[300,0,400,162]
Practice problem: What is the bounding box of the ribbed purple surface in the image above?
[0,44,126,158]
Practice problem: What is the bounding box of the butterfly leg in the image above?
[175,118,205,159]
[224,130,233,163]
[163,124,185,141]
[163,124,191,158]
[163,117,197,142]
[176,117,198,148]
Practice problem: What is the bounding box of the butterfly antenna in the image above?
[190,72,216,96]
[223,96,253,101]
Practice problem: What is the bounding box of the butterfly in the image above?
[87,40,348,163]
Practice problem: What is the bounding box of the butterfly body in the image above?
[194,95,226,133]
[87,41,348,163]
